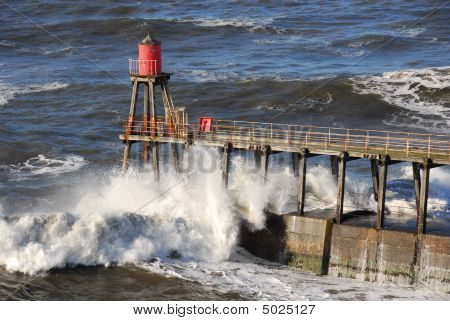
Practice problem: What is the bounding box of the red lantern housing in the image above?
[138,34,162,76]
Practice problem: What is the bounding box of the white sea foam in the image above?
[253,35,303,45]
[349,38,377,48]
[2,154,87,180]
[333,48,366,57]
[0,40,75,56]
[179,69,335,84]
[169,16,276,33]
[0,81,68,106]
[351,66,450,129]
[256,92,333,111]
[0,40,17,49]
[0,147,236,274]
[137,247,446,300]
[402,27,426,38]
[180,69,238,83]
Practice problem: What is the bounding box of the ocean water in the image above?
[0,0,449,300]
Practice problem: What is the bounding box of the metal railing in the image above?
[129,59,158,76]
[122,119,450,160]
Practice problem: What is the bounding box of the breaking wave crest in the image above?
[165,16,278,33]
[0,146,237,274]
[1,154,87,180]
[351,66,450,130]
[0,81,69,106]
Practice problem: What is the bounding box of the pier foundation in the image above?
[240,213,333,275]
[417,234,450,293]
[283,215,333,275]
[240,213,450,294]
[328,225,417,285]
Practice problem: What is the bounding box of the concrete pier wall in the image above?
[417,234,450,293]
[328,225,379,282]
[239,214,286,263]
[240,214,333,275]
[240,213,450,294]
[282,215,333,275]
[329,226,417,286]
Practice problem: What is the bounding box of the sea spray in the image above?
[0,146,449,274]
[0,146,238,274]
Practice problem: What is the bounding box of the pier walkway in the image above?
[120,118,449,236]
[120,119,450,165]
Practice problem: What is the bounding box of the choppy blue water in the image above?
[0,0,449,300]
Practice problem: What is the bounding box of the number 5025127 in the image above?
[262,304,315,315]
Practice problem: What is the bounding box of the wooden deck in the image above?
[119,119,450,165]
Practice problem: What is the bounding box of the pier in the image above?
[120,75,449,236]
[119,40,450,293]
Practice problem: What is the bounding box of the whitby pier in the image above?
[119,36,450,294]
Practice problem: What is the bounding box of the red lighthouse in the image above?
[123,36,187,177]
[138,34,162,76]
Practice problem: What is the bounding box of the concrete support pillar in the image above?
[296,150,308,216]
[222,143,232,188]
[417,160,430,235]
[412,162,421,214]
[335,153,347,224]
[376,157,388,230]
[122,142,132,172]
[370,159,379,202]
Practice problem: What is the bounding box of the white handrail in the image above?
[129,59,158,76]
